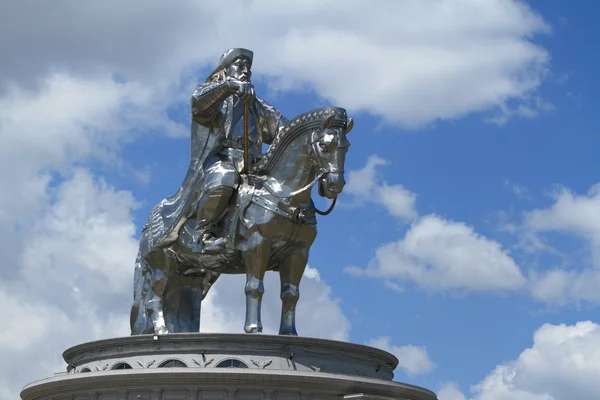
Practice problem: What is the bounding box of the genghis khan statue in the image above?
[132,48,353,336]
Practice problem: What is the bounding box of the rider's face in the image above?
[226,57,252,82]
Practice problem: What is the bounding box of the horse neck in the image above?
[265,134,315,204]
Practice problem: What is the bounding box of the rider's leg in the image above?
[194,159,240,253]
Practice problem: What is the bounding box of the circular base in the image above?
[21,334,437,400]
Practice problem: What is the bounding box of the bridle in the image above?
[308,129,348,215]
[261,129,346,216]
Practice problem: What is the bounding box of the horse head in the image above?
[252,106,354,202]
[311,113,354,199]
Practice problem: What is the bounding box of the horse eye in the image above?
[319,142,329,152]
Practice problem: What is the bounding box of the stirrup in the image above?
[197,231,226,254]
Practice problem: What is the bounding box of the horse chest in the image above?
[243,201,317,249]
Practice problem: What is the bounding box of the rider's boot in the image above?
[194,186,234,254]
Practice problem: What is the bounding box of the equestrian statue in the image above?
[130,48,354,336]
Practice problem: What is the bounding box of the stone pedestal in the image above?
[21,334,437,400]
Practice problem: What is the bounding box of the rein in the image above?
[260,169,338,217]
[262,171,326,198]
[314,196,337,216]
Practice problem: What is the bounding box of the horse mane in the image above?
[252,106,348,175]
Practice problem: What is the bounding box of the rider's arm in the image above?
[255,97,289,145]
[191,81,237,124]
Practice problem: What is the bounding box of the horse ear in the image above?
[322,115,336,129]
[344,118,354,134]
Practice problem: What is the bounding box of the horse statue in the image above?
[130,106,353,336]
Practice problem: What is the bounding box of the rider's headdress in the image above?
[206,48,254,82]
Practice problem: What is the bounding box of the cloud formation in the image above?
[367,336,435,377]
[345,155,418,221]
[345,156,525,293]
[0,171,137,398]
[1,0,550,127]
[522,184,600,305]
[442,321,600,400]
[347,215,526,292]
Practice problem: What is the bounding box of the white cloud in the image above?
[0,73,185,191]
[345,157,524,293]
[345,155,389,198]
[0,53,187,398]
[377,184,419,220]
[438,382,468,400]
[367,336,434,376]
[529,269,600,305]
[503,179,531,200]
[345,155,418,221]
[1,0,550,127]
[0,171,137,398]
[525,184,600,261]
[487,96,554,126]
[521,184,600,305]
[448,321,600,400]
[20,170,139,305]
[347,215,526,292]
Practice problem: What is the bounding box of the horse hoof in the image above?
[155,326,169,335]
[244,324,262,334]
[278,330,298,336]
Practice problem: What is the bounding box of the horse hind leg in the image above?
[278,248,308,336]
[162,263,221,333]
[131,251,151,335]
[131,248,169,335]
[164,276,202,333]
[189,270,221,331]
[147,266,169,335]
[201,271,221,301]
[141,248,171,335]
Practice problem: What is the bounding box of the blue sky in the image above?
[2,1,600,399]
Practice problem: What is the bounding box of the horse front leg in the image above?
[278,248,308,336]
[241,232,272,333]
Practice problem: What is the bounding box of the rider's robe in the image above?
[141,82,288,256]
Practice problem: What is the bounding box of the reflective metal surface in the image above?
[130,48,354,336]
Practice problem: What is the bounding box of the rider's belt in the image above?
[218,148,262,167]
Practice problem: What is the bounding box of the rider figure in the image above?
[190,48,288,253]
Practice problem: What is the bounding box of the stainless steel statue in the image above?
[130,48,354,336]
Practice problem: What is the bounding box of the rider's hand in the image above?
[225,78,255,104]
[225,77,241,92]
[236,82,255,104]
